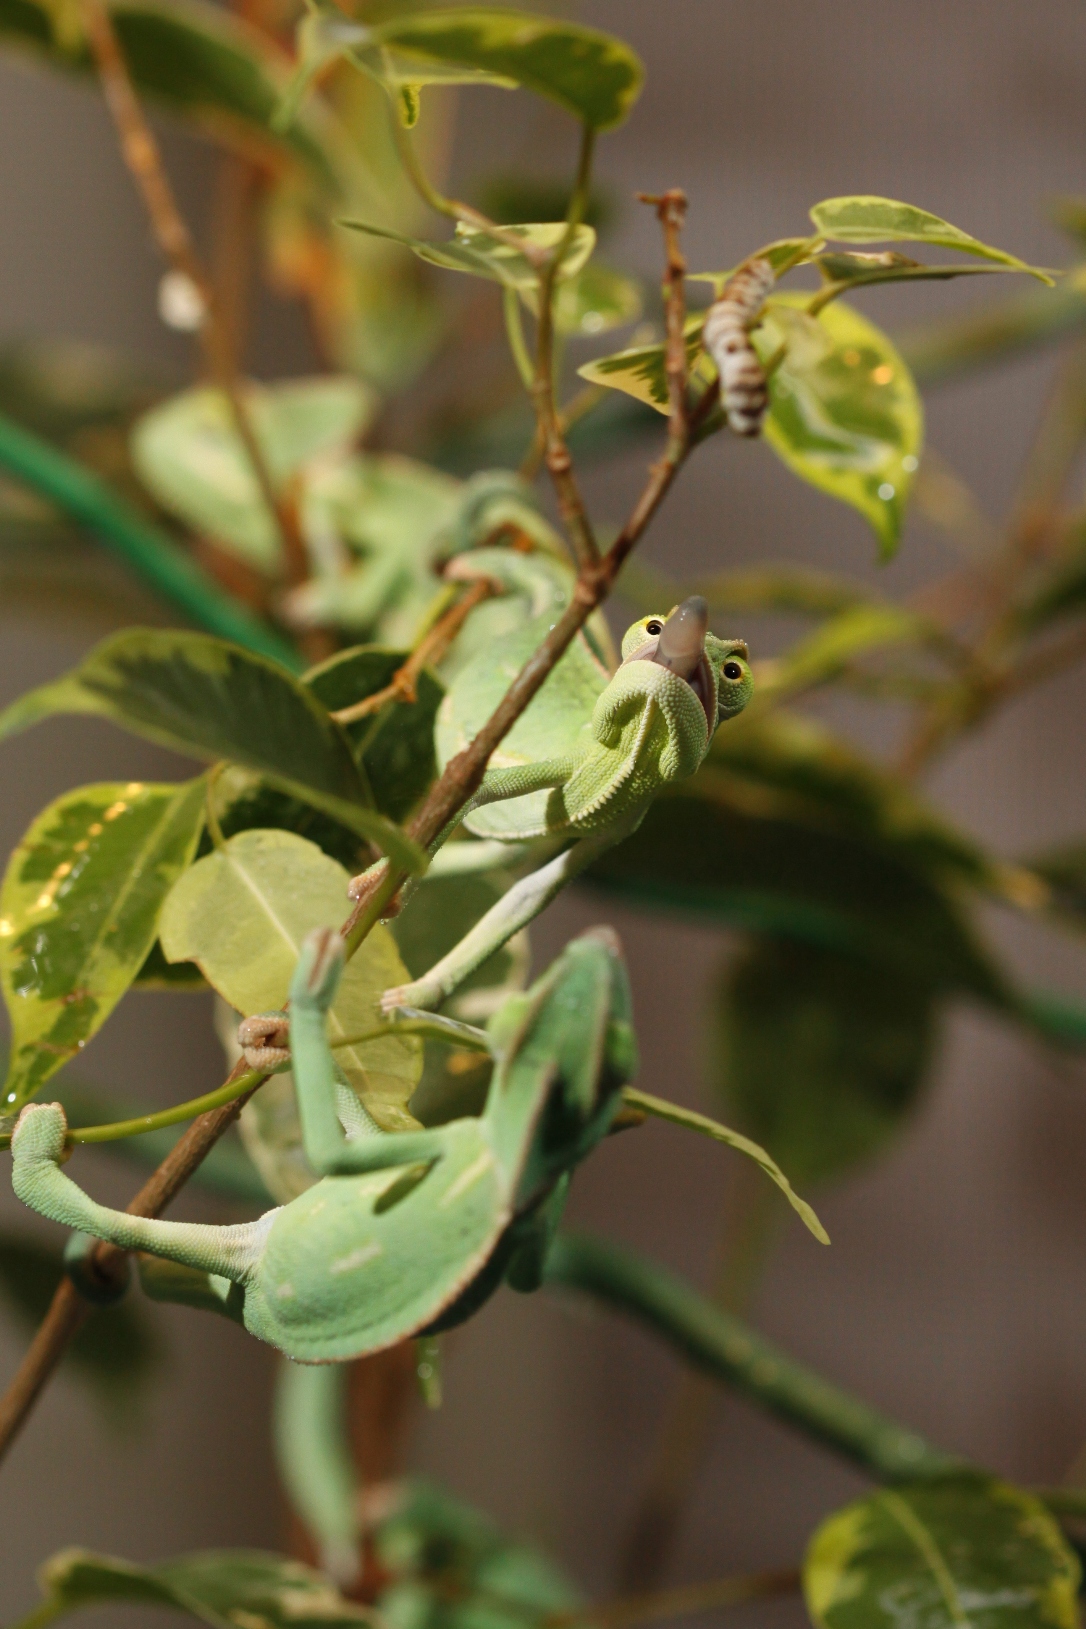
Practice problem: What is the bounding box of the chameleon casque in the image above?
[8,552,755,1371]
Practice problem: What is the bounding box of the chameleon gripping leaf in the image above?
[10,925,637,1363]
[375,563,753,1014]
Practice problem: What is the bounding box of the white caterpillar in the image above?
[702,257,775,437]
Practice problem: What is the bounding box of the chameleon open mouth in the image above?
[622,596,716,732]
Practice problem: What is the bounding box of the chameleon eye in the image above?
[723,661,743,681]
[645,619,664,635]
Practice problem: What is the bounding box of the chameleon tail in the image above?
[274,1360,361,1587]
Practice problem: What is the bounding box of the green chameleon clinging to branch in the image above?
[7,548,788,1386]
[366,547,754,1014]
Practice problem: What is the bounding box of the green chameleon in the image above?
[368,549,753,1014]
[10,924,637,1364]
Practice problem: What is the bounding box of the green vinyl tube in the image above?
[0,410,304,671]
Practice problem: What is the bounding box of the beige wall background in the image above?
[3,2,1086,1623]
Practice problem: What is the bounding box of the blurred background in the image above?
[3,1,1086,1622]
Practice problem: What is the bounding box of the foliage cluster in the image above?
[3,8,1086,1629]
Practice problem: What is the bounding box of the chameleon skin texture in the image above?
[437,551,752,844]
[11,926,636,1363]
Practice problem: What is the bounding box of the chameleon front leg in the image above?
[10,1103,269,1282]
[380,813,641,1014]
[346,757,574,905]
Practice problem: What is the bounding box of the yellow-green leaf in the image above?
[24,1547,375,1629]
[0,629,425,875]
[159,828,421,1131]
[622,1086,828,1243]
[373,9,644,131]
[576,317,706,412]
[0,0,344,191]
[805,1475,1080,1629]
[0,779,205,1109]
[131,377,376,574]
[757,295,923,558]
[809,196,1052,282]
[339,219,595,296]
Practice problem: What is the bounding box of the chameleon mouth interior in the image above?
[623,596,715,732]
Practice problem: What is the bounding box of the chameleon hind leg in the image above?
[290,928,447,1177]
[380,815,640,1014]
[10,1104,268,1283]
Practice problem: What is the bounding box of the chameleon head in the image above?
[620,598,753,731]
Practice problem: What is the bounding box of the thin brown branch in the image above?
[0,1061,265,1465]
[638,190,689,447]
[331,577,498,725]
[528,125,600,572]
[77,0,307,587]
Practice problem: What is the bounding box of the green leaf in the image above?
[622,1087,828,1241]
[0,779,205,1110]
[159,828,422,1130]
[576,316,705,412]
[374,1479,580,1629]
[23,1547,375,1629]
[372,9,645,130]
[805,1474,1080,1629]
[688,235,823,295]
[756,602,939,705]
[0,0,343,191]
[283,454,461,643]
[756,295,923,558]
[814,251,1019,294]
[709,712,995,891]
[712,938,936,1186]
[809,196,1053,281]
[554,260,642,336]
[339,219,595,297]
[585,766,1008,1005]
[619,559,875,620]
[0,1228,161,1416]
[1027,842,1086,931]
[131,377,376,574]
[0,629,424,874]
[0,336,157,444]
[305,646,444,823]
[1011,526,1086,634]
[275,12,517,133]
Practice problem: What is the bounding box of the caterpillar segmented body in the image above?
[702,257,775,437]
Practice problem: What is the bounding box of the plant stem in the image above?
[544,1232,960,1482]
[330,577,497,725]
[531,122,600,572]
[549,1566,801,1629]
[0,1061,267,1465]
[616,1168,783,1591]
[504,287,537,391]
[638,190,689,452]
[63,1069,261,1147]
[0,412,303,669]
[77,0,307,583]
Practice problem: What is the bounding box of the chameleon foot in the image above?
[237,1012,291,1072]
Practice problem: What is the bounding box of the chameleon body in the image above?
[10,924,636,1364]
[376,551,753,1012]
